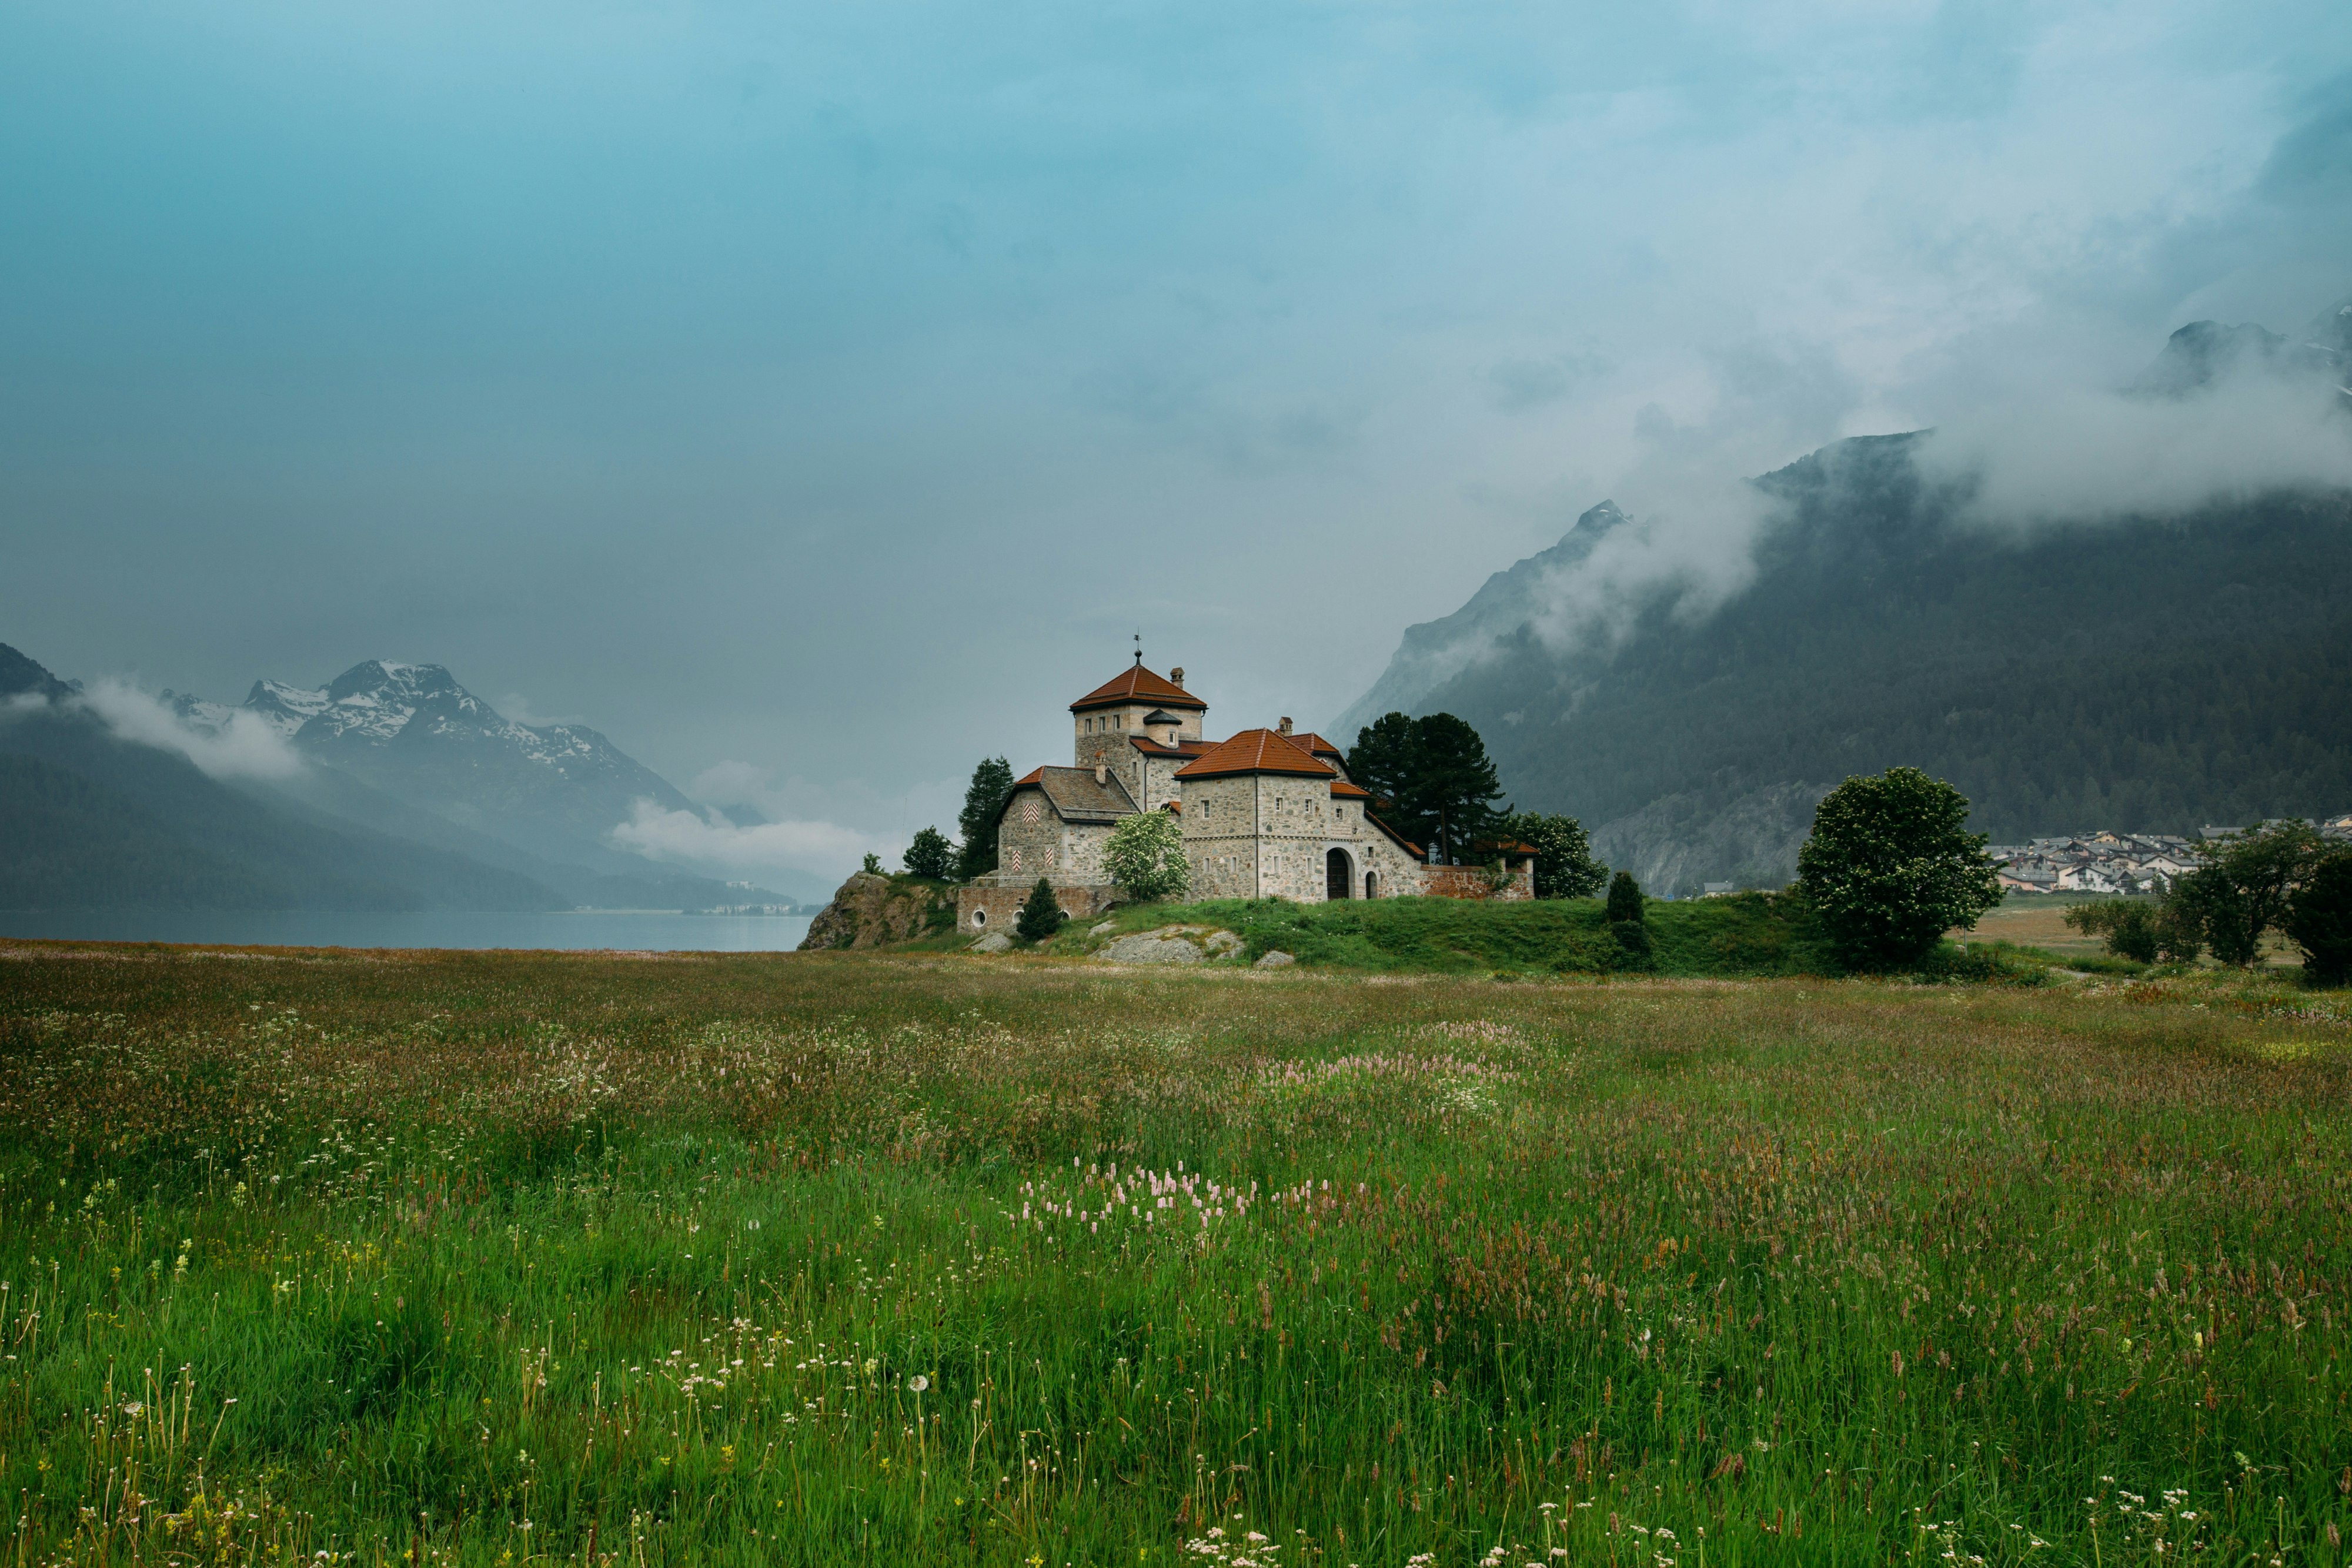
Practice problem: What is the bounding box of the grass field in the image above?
[2,942,2349,1566]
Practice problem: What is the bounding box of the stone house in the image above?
[956,658,1534,936]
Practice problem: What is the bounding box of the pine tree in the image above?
[956,758,1015,881]
[1015,877,1067,942]
[1605,870,1645,924]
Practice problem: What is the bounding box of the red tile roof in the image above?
[1071,663,1207,713]
[1130,735,1216,757]
[1285,730,1345,758]
[1329,780,1370,798]
[1174,728,1340,780]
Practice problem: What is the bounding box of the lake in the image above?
[0,910,814,952]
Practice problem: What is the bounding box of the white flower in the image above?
[909,1375,930,1394]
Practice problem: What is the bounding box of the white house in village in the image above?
[955,658,1533,934]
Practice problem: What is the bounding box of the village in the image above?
[1989,814,2352,895]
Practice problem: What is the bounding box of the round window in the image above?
[971,908,987,927]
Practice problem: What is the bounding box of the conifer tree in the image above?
[1015,877,1067,942]
[955,758,1015,881]
[1605,870,1645,924]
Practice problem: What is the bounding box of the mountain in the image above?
[2,645,801,912]
[0,654,565,911]
[1336,303,2352,896]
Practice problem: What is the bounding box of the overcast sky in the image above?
[5,0,2350,873]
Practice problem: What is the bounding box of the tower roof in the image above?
[1070,663,1206,714]
[1173,728,1339,780]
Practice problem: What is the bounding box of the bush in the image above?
[902,827,956,881]
[1502,811,1608,899]
[1015,878,1067,942]
[861,852,883,876]
[1102,811,1191,902]
[1795,767,2003,971]
[1611,918,1652,962]
[2284,848,2352,986]
[2063,900,2159,963]
[1605,870,1645,924]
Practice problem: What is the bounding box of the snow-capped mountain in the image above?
[174,659,702,874]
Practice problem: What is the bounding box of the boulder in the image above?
[1089,920,1118,935]
[969,931,1014,953]
[1096,927,1205,965]
[1204,931,1242,956]
[1254,950,1295,968]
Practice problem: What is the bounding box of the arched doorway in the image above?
[1326,848,1353,900]
[1364,870,1378,900]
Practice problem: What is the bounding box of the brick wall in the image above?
[1423,860,1536,901]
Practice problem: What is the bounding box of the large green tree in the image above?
[901,827,955,881]
[1499,811,1608,899]
[954,757,1015,881]
[2285,848,2352,986]
[2171,821,2324,967]
[1796,767,2003,970]
[1345,711,1509,862]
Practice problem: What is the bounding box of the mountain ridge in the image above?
[1333,304,2352,894]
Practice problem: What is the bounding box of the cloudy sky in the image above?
[4,0,2349,878]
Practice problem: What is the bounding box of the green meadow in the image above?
[2,941,2348,1566]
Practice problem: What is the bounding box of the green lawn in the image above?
[2,942,2347,1565]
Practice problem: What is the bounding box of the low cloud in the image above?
[608,800,882,884]
[494,692,583,728]
[1917,361,2352,529]
[76,679,308,781]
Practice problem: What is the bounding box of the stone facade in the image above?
[953,657,1535,930]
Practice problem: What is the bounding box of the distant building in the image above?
[956,657,1536,935]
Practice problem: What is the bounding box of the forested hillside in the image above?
[1340,434,2352,894]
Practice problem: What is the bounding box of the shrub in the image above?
[1795,767,2002,971]
[2284,848,2352,986]
[1015,878,1067,942]
[1605,870,1645,925]
[1102,811,1191,902]
[1611,918,1652,962]
[1501,811,1608,899]
[861,852,883,876]
[901,827,956,881]
[2063,900,2159,963]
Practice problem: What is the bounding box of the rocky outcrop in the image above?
[799,872,957,951]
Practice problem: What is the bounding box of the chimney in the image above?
[1094,763,1107,785]
[1278,717,1293,735]
[1170,667,1185,688]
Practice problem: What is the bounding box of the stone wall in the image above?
[954,881,1120,937]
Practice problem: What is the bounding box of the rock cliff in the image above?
[798,872,957,951]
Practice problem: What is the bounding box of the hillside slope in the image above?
[1336,308,2352,895]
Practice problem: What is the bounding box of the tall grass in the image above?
[1,943,2347,1565]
